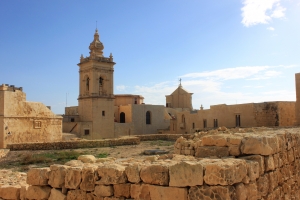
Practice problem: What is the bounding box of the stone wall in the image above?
[6,137,140,151]
[1,129,300,199]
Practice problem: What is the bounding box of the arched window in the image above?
[86,77,90,91]
[99,77,104,86]
[146,111,151,124]
[182,115,185,123]
[120,112,125,123]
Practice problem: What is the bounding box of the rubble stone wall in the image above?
[1,129,300,199]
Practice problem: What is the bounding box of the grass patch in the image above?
[96,153,109,158]
[149,140,174,146]
[21,151,81,165]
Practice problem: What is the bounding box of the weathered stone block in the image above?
[242,155,265,175]
[66,189,87,200]
[201,135,227,147]
[203,158,247,185]
[77,155,96,163]
[96,164,127,185]
[150,185,188,200]
[48,188,66,200]
[125,164,141,183]
[264,155,275,172]
[241,135,279,155]
[188,185,236,200]
[113,183,131,198]
[27,167,50,186]
[94,185,113,197]
[257,173,269,197]
[169,161,203,187]
[0,185,21,200]
[48,164,69,188]
[130,184,151,200]
[195,146,229,158]
[65,167,82,189]
[80,167,96,192]
[140,165,169,186]
[241,159,259,183]
[26,185,52,200]
[229,145,241,156]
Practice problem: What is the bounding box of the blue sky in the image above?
[0,0,299,114]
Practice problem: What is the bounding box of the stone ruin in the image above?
[0,128,300,199]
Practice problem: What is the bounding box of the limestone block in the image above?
[242,155,265,175]
[49,188,67,200]
[267,171,278,193]
[241,135,279,155]
[48,164,69,188]
[26,185,52,200]
[65,167,82,189]
[188,185,236,200]
[203,158,247,185]
[20,185,28,200]
[130,184,151,200]
[264,155,275,172]
[241,159,259,183]
[0,185,21,200]
[245,182,258,200]
[257,173,269,197]
[149,185,188,200]
[113,183,130,198]
[229,145,241,156]
[169,161,203,187]
[80,167,96,192]
[287,148,295,162]
[96,157,115,163]
[273,153,280,168]
[78,155,96,163]
[94,185,113,197]
[87,193,104,200]
[96,164,127,185]
[228,136,243,146]
[195,146,229,158]
[201,135,227,147]
[27,167,50,186]
[64,160,84,167]
[125,164,141,183]
[103,197,125,200]
[66,189,87,200]
[235,183,247,200]
[140,165,169,186]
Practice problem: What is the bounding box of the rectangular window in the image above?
[71,118,75,122]
[84,129,90,135]
[203,119,207,128]
[102,111,105,116]
[192,122,195,129]
[236,115,241,127]
[214,119,218,128]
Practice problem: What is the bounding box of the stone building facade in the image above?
[0,84,62,148]
[167,78,298,134]
[63,30,170,138]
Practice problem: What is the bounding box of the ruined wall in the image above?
[0,85,62,148]
[2,129,300,200]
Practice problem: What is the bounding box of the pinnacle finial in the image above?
[179,78,182,86]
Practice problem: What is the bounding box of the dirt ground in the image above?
[0,140,174,172]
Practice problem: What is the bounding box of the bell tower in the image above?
[77,29,115,139]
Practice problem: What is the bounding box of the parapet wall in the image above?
[1,128,300,199]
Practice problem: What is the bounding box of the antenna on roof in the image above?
[96,20,98,30]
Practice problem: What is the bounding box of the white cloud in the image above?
[267,27,275,31]
[129,65,295,110]
[116,85,128,91]
[241,0,286,27]
[181,66,272,80]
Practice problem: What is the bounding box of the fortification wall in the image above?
[1,129,300,199]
